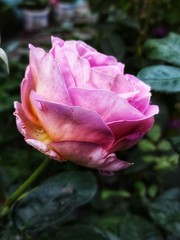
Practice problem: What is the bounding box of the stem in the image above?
[5,158,50,207]
[0,184,7,205]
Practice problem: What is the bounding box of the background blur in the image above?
[0,0,180,239]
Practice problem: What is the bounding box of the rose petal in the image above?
[73,40,120,67]
[14,101,51,143]
[128,95,151,113]
[62,47,91,88]
[29,44,46,87]
[21,67,40,125]
[50,141,131,171]
[26,139,60,160]
[108,113,159,152]
[30,91,114,149]
[86,66,121,90]
[50,44,76,88]
[126,74,151,98]
[110,132,145,152]
[51,36,65,47]
[108,116,155,144]
[34,52,71,105]
[69,88,144,123]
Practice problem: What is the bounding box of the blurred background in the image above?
[0,0,180,239]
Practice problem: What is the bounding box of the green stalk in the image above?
[5,158,50,207]
[0,184,7,205]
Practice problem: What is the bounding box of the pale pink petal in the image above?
[50,141,131,172]
[144,105,159,117]
[20,67,40,125]
[14,101,47,141]
[69,88,144,123]
[26,139,60,160]
[62,47,91,87]
[128,95,151,113]
[86,66,120,90]
[111,74,136,95]
[50,45,76,88]
[14,102,60,159]
[126,74,151,98]
[73,40,119,67]
[30,91,114,149]
[34,52,71,105]
[51,36,65,47]
[29,44,46,86]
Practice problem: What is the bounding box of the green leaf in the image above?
[169,136,180,153]
[157,140,172,151]
[0,229,22,240]
[138,139,156,152]
[137,65,180,93]
[143,32,180,67]
[147,124,161,142]
[38,225,120,240]
[118,214,163,240]
[149,188,180,238]
[13,171,97,234]
[0,47,9,73]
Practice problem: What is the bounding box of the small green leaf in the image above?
[118,214,163,240]
[148,184,158,198]
[143,32,180,67]
[0,47,9,73]
[157,140,172,151]
[149,188,180,238]
[134,181,146,198]
[138,139,156,152]
[101,189,130,200]
[169,136,180,153]
[137,65,180,93]
[13,171,97,234]
[147,125,161,142]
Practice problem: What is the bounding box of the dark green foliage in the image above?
[149,188,180,238]
[0,1,180,239]
[137,65,180,93]
[118,214,163,240]
[143,33,180,67]
[13,171,97,235]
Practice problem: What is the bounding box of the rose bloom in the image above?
[14,37,159,174]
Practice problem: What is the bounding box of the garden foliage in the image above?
[0,0,180,239]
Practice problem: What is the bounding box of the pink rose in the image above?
[14,37,159,174]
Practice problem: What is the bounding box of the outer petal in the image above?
[108,107,158,152]
[69,88,145,123]
[50,141,131,172]
[50,44,76,88]
[110,132,145,152]
[108,117,154,142]
[14,101,60,159]
[35,52,71,105]
[30,91,114,149]
[21,67,40,125]
[29,44,46,87]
